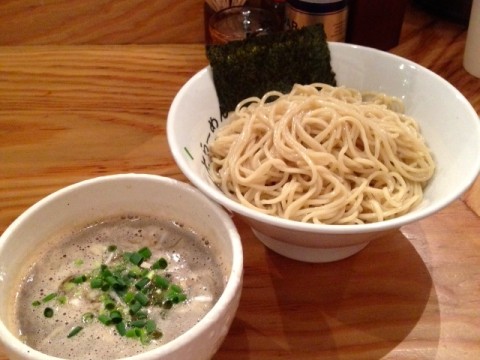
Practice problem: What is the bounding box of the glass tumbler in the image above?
[208,6,277,44]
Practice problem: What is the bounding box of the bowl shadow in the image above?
[214,218,440,359]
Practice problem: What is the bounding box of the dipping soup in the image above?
[10,214,226,359]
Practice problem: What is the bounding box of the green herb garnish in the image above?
[90,277,103,289]
[42,293,57,303]
[71,275,87,284]
[43,307,54,318]
[115,321,127,336]
[82,312,94,323]
[151,258,168,270]
[137,247,152,259]
[134,277,150,290]
[129,252,144,266]
[67,326,83,338]
[32,246,186,344]
[206,23,336,115]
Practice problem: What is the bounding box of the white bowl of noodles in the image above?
[167,42,480,263]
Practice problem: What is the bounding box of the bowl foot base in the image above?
[252,229,370,263]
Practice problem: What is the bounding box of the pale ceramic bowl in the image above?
[0,174,243,360]
[167,42,480,263]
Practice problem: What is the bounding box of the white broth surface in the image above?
[11,214,225,359]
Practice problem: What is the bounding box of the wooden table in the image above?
[1,4,479,360]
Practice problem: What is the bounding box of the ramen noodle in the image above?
[209,83,435,224]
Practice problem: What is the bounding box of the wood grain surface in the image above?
[1,2,480,360]
[0,0,205,44]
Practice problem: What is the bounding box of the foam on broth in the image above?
[11,214,226,359]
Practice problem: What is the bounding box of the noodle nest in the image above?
[209,83,435,224]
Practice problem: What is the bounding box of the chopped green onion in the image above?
[175,293,187,303]
[98,314,111,325]
[34,246,187,345]
[135,310,148,320]
[109,310,123,324]
[44,307,54,318]
[42,293,57,303]
[165,285,187,304]
[67,326,83,338]
[145,270,155,280]
[153,275,169,290]
[145,320,156,334]
[134,292,149,306]
[105,275,126,291]
[82,312,94,323]
[151,258,168,270]
[170,284,183,293]
[123,291,135,304]
[72,275,87,284]
[140,268,150,277]
[125,328,138,338]
[129,252,144,266]
[62,281,76,292]
[126,267,148,278]
[138,247,152,260]
[131,319,146,328]
[103,300,116,311]
[90,277,103,289]
[100,265,113,277]
[113,280,127,291]
[127,267,142,279]
[135,277,149,290]
[140,332,151,345]
[129,300,142,314]
[105,275,117,286]
[165,284,187,304]
[115,321,127,336]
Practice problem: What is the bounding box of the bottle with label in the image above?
[285,0,348,42]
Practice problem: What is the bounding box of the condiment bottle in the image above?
[262,0,286,31]
[346,0,408,50]
[285,0,348,41]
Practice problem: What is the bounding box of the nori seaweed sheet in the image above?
[206,24,337,116]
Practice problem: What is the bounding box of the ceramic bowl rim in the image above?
[0,173,243,360]
[167,42,480,235]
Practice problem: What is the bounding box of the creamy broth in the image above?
[12,214,226,359]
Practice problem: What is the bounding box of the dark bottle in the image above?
[285,0,348,41]
[346,0,408,50]
[262,0,286,31]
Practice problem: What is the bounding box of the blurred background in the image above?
[0,0,473,46]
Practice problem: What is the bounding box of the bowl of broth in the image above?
[167,42,480,263]
[0,174,243,360]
